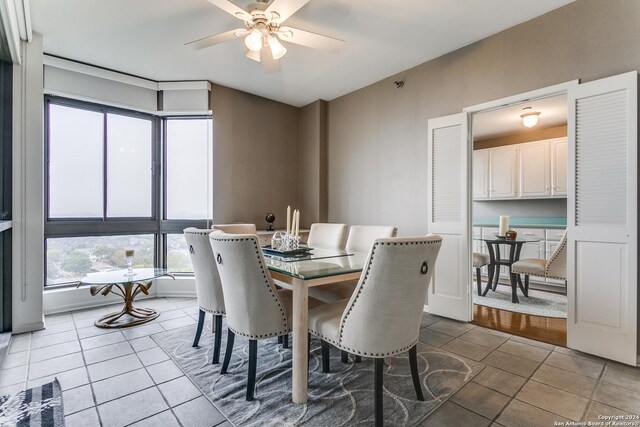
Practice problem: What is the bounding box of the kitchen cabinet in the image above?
[550,138,568,196]
[489,146,518,199]
[519,141,551,197]
[473,137,567,201]
[473,150,490,200]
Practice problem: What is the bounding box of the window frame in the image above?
[43,97,212,287]
[44,96,160,225]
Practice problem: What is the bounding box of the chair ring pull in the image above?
[189,245,194,254]
[421,261,428,275]
[216,253,222,264]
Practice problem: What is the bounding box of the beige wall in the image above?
[326,0,640,235]
[211,85,299,230]
[474,125,567,150]
[298,100,328,227]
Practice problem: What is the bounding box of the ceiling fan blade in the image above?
[260,46,280,73]
[265,0,311,23]
[186,28,247,50]
[206,0,252,21]
[277,26,344,54]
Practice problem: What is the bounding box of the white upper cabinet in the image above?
[519,140,551,197]
[550,137,568,196]
[489,146,518,199]
[474,137,567,200]
[472,149,489,200]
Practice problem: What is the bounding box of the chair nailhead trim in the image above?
[200,306,225,315]
[337,238,442,354]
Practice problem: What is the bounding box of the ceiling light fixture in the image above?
[521,107,540,128]
[267,35,287,60]
[244,28,263,52]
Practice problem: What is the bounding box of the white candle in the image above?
[499,215,509,237]
[286,206,291,235]
[295,209,300,237]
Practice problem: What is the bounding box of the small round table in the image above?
[475,235,542,304]
[79,268,174,328]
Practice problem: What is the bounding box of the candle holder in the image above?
[125,249,136,277]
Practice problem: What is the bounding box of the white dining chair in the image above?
[473,252,493,296]
[511,230,567,296]
[308,225,398,303]
[212,223,257,234]
[307,235,442,427]
[209,230,323,401]
[183,228,225,364]
[306,223,348,250]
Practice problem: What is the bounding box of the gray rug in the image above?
[473,285,567,318]
[152,323,483,426]
[0,379,64,426]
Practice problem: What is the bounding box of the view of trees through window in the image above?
[46,235,154,286]
[44,97,212,286]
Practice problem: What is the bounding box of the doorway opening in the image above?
[469,94,568,346]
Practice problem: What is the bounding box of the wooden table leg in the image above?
[292,279,309,404]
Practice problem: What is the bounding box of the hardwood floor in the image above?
[472,303,567,347]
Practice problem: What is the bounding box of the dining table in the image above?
[262,246,368,405]
[474,235,542,303]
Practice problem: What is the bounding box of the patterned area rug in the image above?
[0,379,64,427]
[152,323,484,426]
[473,285,567,318]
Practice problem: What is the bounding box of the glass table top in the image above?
[79,268,172,285]
[474,234,542,243]
[263,248,368,280]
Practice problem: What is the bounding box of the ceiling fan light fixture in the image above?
[244,28,263,52]
[268,35,287,59]
[246,49,261,62]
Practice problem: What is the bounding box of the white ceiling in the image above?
[30,0,574,107]
[473,94,568,140]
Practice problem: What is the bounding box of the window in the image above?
[44,97,212,286]
[48,104,104,218]
[106,114,153,217]
[165,118,212,220]
[166,234,193,273]
[47,102,155,220]
[46,235,154,286]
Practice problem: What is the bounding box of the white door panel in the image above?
[427,113,471,322]
[567,71,637,365]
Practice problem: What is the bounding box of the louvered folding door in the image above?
[427,113,471,321]
[567,71,638,365]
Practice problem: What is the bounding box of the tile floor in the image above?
[1,298,638,427]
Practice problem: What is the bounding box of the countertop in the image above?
[473,217,566,230]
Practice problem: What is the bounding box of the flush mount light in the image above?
[521,107,540,128]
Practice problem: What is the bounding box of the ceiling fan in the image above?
[186,0,345,73]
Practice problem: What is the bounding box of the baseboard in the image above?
[0,333,11,369]
[43,287,158,316]
[12,321,45,334]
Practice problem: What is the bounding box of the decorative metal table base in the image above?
[91,281,159,328]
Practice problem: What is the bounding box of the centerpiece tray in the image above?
[261,244,313,257]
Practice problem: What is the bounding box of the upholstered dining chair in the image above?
[212,223,257,234]
[307,235,442,427]
[184,228,225,365]
[209,230,323,401]
[473,252,493,296]
[306,223,348,250]
[308,225,398,303]
[511,230,567,296]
